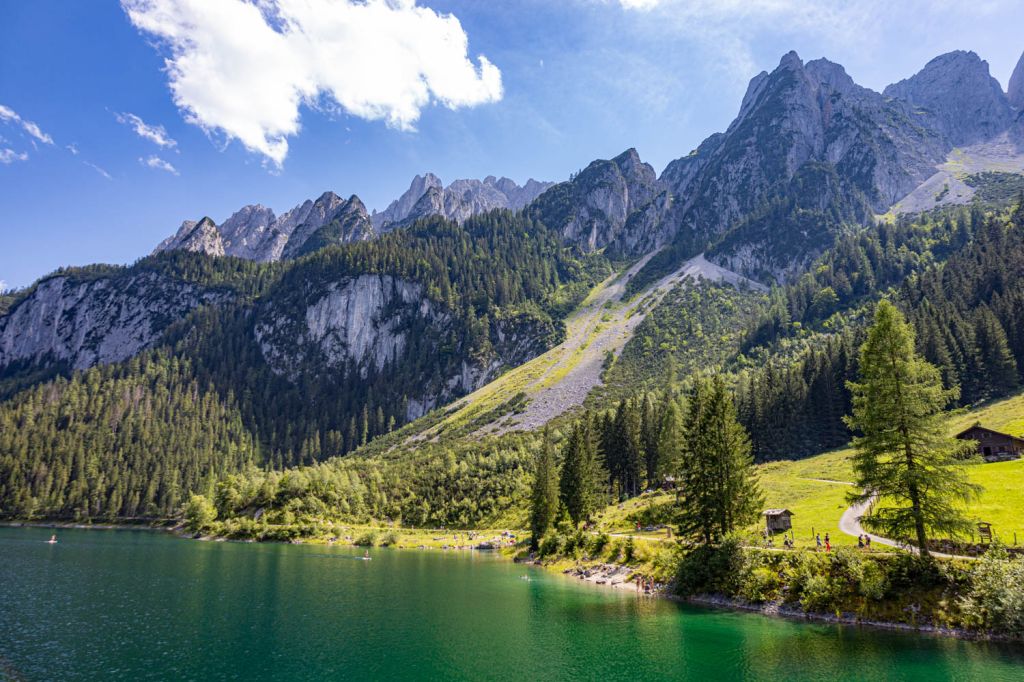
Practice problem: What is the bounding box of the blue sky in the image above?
[2,0,1023,290]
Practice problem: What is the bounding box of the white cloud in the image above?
[617,0,661,9]
[85,161,113,179]
[121,0,503,166]
[0,148,29,164]
[139,154,179,175]
[115,111,178,148]
[0,104,54,145]
[66,143,80,155]
[0,280,8,293]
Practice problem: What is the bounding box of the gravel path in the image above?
[839,494,970,559]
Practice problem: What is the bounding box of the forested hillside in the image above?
[0,211,606,519]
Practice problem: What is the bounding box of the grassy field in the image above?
[591,390,1024,550]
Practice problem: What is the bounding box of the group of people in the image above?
[857,534,872,549]
[815,533,832,552]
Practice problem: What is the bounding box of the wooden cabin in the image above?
[762,509,793,533]
[955,424,1024,462]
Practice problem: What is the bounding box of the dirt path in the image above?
[839,495,971,560]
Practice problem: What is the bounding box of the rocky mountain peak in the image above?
[884,50,1012,145]
[154,216,225,257]
[1009,50,1024,110]
[373,172,553,229]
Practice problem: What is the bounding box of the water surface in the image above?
[1,527,1022,680]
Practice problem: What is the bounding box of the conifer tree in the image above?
[677,377,762,544]
[559,420,599,527]
[845,300,980,558]
[530,430,560,549]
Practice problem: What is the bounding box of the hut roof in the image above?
[762,509,793,517]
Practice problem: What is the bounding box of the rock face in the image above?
[155,192,375,262]
[529,148,662,253]
[372,174,553,230]
[560,50,1023,283]
[281,194,374,259]
[0,273,226,371]
[255,274,555,420]
[154,217,225,257]
[217,204,278,260]
[884,51,1013,146]
[1009,50,1024,110]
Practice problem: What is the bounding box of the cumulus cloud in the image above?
[121,0,503,166]
[139,154,179,174]
[0,104,54,145]
[0,148,29,164]
[115,112,178,148]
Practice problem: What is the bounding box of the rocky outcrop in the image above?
[1010,51,1024,110]
[217,204,279,261]
[281,194,374,259]
[0,273,227,371]
[255,274,556,421]
[372,173,443,230]
[529,148,662,253]
[155,192,375,262]
[372,174,553,230]
[884,50,1013,146]
[154,217,225,257]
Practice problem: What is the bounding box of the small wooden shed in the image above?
[762,509,794,533]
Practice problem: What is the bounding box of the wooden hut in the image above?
[955,423,1024,462]
[762,509,793,533]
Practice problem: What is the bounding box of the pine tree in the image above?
[845,300,981,558]
[677,377,762,544]
[559,420,599,527]
[530,430,560,549]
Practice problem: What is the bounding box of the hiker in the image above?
[858,535,865,549]
[815,533,822,550]
[865,535,871,549]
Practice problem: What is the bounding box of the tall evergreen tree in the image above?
[845,300,980,558]
[677,377,763,544]
[559,420,599,526]
[530,430,560,549]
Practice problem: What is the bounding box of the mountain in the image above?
[613,50,1024,286]
[1011,51,1024,110]
[154,217,225,257]
[883,50,1013,146]
[4,48,1024,526]
[154,191,375,262]
[528,148,662,253]
[372,174,553,230]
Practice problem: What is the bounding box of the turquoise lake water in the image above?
[1,526,1022,680]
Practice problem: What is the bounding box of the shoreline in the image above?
[6,520,1019,643]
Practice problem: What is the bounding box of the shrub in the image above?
[960,543,1024,636]
[183,494,217,533]
[800,573,844,613]
[539,533,565,558]
[741,566,782,603]
[353,531,378,547]
[675,537,746,596]
[858,560,889,601]
[591,533,611,556]
[379,531,399,547]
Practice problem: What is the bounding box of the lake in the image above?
[1,527,1022,680]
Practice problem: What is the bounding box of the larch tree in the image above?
[845,300,980,559]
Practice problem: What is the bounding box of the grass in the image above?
[590,390,1024,551]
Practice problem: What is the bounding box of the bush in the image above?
[858,560,889,601]
[960,543,1024,636]
[353,531,378,547]
[675,537,746,596]
[379,531,399,547]
[183,494,217,533]
[591,533,611,556]
[539,533,565,558]
[741,566,782,603]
